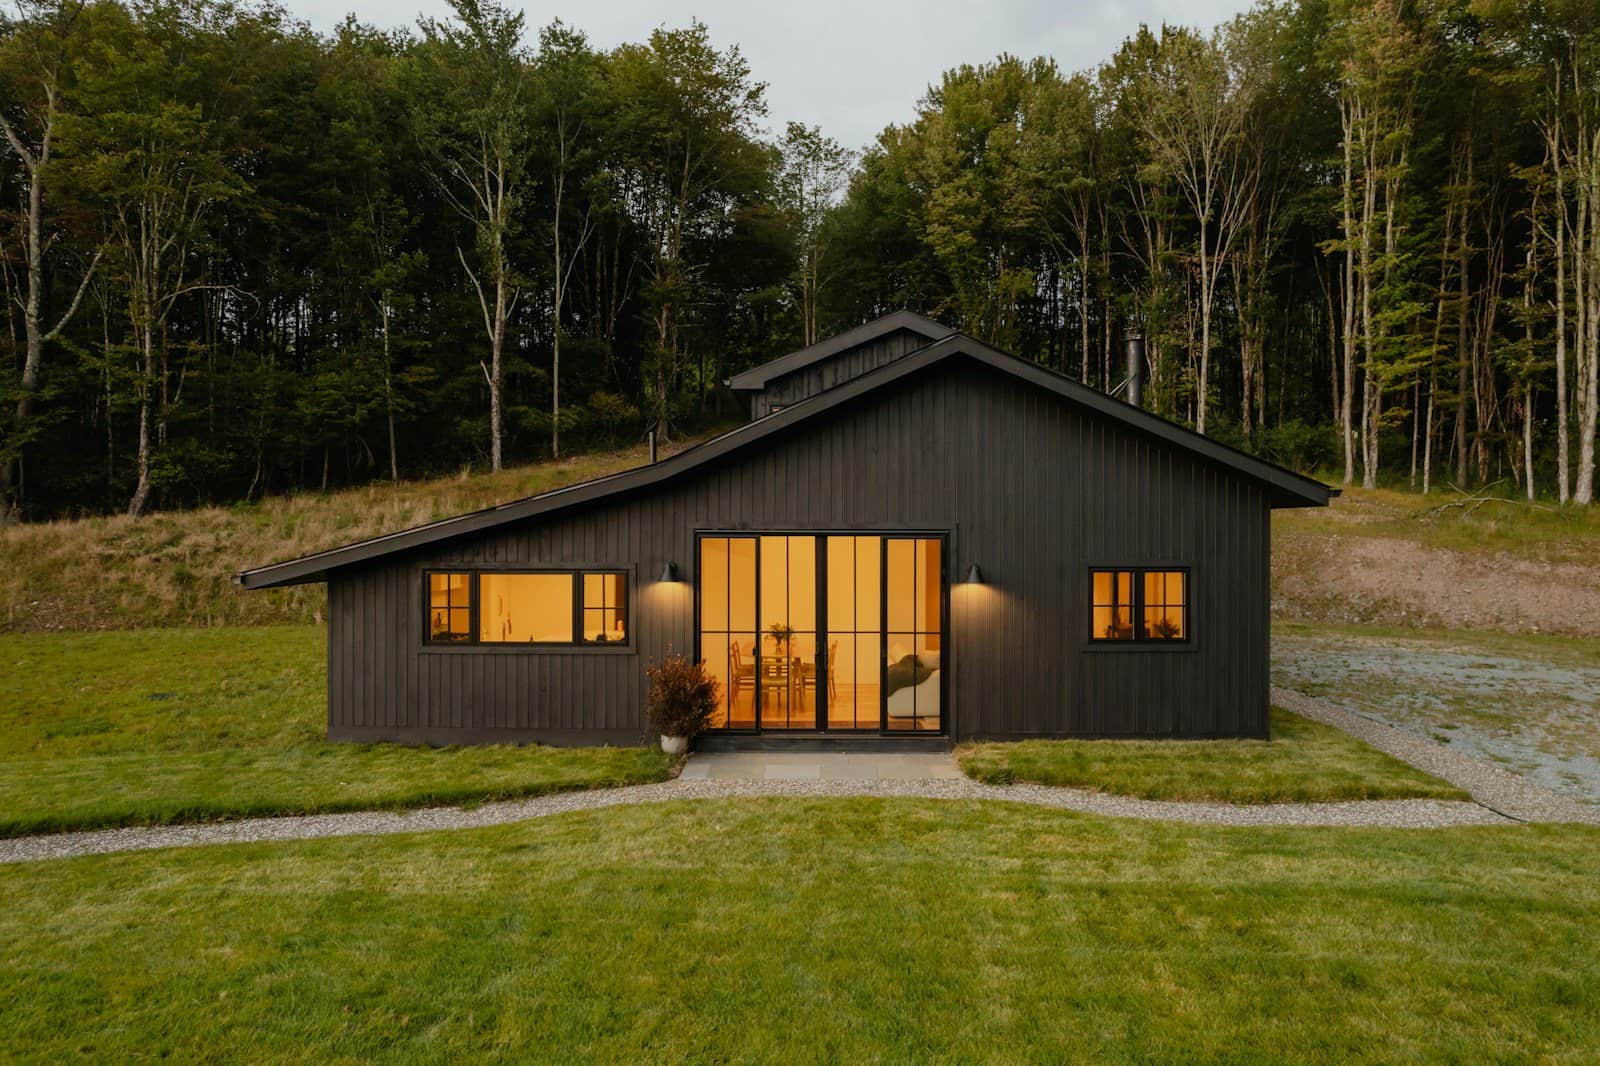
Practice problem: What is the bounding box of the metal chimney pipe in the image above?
[1125,331,1145,408]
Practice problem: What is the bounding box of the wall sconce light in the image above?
[658,561,683,583]
[963,563,986,585]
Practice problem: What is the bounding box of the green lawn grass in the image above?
[956,706,1467,802]
[0,626,672,836]
[4,798,1597,1061]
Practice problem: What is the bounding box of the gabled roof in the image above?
[238,333,1334,590]
[725,309,953,391]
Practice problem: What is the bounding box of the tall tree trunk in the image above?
[1358,138,1378,490]
[1409,379,1419,490]
[2,158,48,518]
[128,322,155,517]
[1340,104,1358,486]
[1524,392,1535,502]
[0,102,99,518]
[1422,367,1436,495]
[1100,225,1111,392]
[380,292,398,483]
[490,267,505,473]
[1455,196,1471,488]
[1549,91,1571,503]
[1196,219,1212,436]
[1579,148,1599,504]
[553,197,562,461]
[1079,234,1090,385]
[101,287,113,500]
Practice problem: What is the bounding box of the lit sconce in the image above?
[963,563,986,585]
[658,561,683,583]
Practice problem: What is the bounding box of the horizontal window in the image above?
[424,570,629,646]
[1089,568,1188,644]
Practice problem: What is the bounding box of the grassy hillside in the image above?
[5,442,1599,636]
[0,437,706,633]
[1278,483,1600,563]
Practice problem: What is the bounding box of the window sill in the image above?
[1081,642,1199,654]
[420,643,636,656]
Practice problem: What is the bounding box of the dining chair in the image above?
[729,639,756,709]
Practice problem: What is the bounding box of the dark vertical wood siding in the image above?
[329,358,1272,744]
[750,328,931,418]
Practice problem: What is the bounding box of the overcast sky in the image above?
[285,0,1254,151]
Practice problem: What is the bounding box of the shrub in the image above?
[644,654,720,739]
[1254,420,1341,474]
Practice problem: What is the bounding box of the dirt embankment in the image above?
[1273,533,1600,638]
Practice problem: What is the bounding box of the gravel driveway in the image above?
[1273,627,1600,802]
[1273,687,1600,824]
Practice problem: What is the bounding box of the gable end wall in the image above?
[330,358,1270,744]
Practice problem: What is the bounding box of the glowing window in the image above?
[1141,571,1187,640]
[426,570,629,646]
[428,572,472,642]
[583,572,629,643]
[480,573,573,643]
[1089,568,1188,644]
[1090,570,1135,641]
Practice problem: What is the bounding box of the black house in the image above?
[239,313,1333,746]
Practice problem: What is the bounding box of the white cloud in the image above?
[287,0,1254,150]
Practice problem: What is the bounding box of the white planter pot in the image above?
[660,734,689,755]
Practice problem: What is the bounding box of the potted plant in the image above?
[644,653,720,754]
[767,622,794,655]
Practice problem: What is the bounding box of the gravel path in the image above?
[0,775,1511,866]
[6,692,1593,865]
[1273,685,1600,825]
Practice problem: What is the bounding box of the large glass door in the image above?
[700,536,757,729]
[700,533,944,734]
[884,536,942,732]
[757,535,816,729]
[824,536,881,729]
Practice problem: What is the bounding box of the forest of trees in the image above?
[2,0,1599,519]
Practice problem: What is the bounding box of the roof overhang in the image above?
[238,333,1334,590]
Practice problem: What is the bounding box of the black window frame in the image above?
[425,569,475,643]
[422,568,632,648]
[1086,566,1191,646]
[693,529,949,736]
[581,572,630,645]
